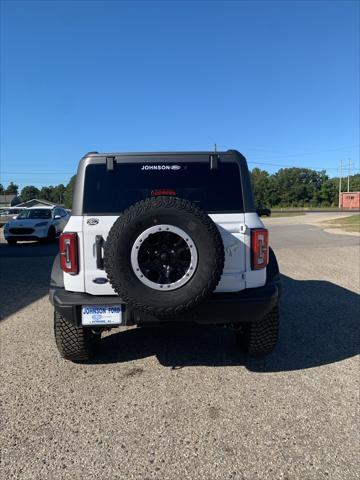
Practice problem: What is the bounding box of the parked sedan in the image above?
[3,206,70,245]
[256,205,271,217]
[0,207,26,227]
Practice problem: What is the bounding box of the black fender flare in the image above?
[267,247,281,297]
[50,253,64,289]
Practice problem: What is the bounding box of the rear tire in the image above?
[236,306,279,356]
[54,311,100,362]
[7,239,17,245]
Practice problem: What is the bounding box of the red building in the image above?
[339,192,360,209]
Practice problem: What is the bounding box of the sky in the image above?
[1,0,359,190]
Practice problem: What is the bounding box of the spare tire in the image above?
[104,196,224,317]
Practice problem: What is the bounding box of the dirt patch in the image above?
[322,228,360,237]
[208,406,221,420]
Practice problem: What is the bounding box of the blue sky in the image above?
[1,0,359,190]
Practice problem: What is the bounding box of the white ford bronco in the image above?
[50,150,280,362]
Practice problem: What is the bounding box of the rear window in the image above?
[83,162,243,214]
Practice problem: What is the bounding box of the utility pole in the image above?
[347,158,351,193]
[338,159,342,209]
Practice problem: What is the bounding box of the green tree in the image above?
[64,175,76,209]
[20,185,40,202]
[0,184,4,195]
[50,184,66,204]
[251,168,271,206]
[39,186,53,201]
[272,168,326,207]
[317,178,338,207]
[349,173,360,191]
[5,182,19,195]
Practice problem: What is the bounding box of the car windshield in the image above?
[17,209,52,219]
[83,161,244,214]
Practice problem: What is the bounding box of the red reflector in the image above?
[151,189,176,196]
[251,229,269,270]
[59,232,79,275]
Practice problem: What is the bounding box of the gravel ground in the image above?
[0,214,359,480]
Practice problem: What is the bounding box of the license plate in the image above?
[81,305,123,326]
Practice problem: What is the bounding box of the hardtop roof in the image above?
[81,149,242,158]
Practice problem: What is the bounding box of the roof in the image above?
[0,194,16,202]
[0,194,22,206]
[1,206,26,210]
[16,198,56,207]
[82,150,235,158]
[28,205,56,209]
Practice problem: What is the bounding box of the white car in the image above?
[4,206,70,245]
[0,207,26,227]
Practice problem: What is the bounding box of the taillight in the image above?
[251,228,269,270]
[59,232,78,275]
[151,189,176,196]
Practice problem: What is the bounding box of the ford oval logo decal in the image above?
[87,218,99,225]
[93,277,108,284]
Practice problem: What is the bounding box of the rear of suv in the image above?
[49,150,280,362]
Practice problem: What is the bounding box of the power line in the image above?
[1,172,74,175]
[248,161,359,171]
[0,182,66,186]
[243,144,359,155]
[3,163,358,174]
[1,158,359,182]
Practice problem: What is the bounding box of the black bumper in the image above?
[6,235,42,241]
[49,283,279,328]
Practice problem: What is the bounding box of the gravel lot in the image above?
[1,213,359,480]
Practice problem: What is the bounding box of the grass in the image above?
[272,207,340,212]
[323,214,360,232]
[270,212,306,218]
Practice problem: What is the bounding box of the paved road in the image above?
[1,216,359,480]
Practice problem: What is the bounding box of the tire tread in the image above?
[237,306,279,356]
[54,311,99,362]
[104,196,224,317]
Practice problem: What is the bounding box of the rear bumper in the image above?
[49,283,279,328]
